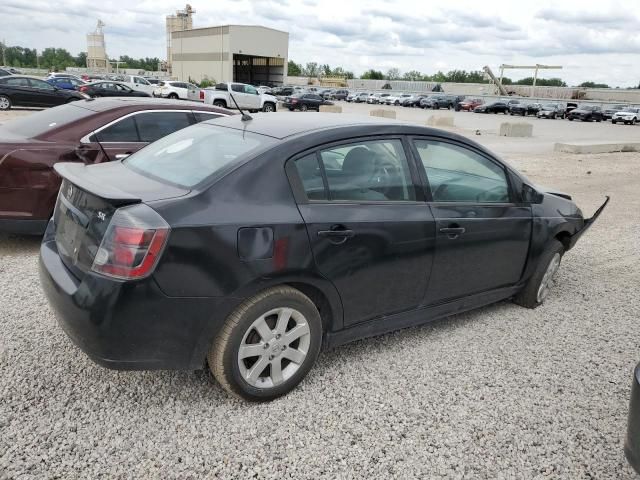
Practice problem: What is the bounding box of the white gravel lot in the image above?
[1,108,639,479]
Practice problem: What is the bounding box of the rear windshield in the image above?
[124,123,275,188]
[4,103,93,138]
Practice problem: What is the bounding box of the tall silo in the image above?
[87,20,108,71]
[166,4,195,74]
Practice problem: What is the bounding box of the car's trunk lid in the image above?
[52,162,188,278]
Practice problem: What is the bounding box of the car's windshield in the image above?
[3,103,93,138]
[124,124,276,189]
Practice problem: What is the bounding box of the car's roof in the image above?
[70,97,227,113]
[206,112,435,140]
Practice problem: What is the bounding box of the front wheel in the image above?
[612,119,617,124]
[168,93,179,99]
[514,240,564,309]
[262,102,275,112]
[208,286,323,401]
[0,95,12,111]
[300,104,308,112]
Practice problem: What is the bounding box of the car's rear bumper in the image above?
[39,235,239,370]
[0,218,48,235]
[626,363,640,474]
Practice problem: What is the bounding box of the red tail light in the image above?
[79,86,88,92]
[199,90,204,100]
[92,204,170,280]
[292,98,298,103]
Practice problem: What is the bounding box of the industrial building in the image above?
[86,20,109,71]
[166,4,195,74]
[170,25,289,85]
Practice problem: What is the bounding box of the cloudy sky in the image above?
[1,0,639,86]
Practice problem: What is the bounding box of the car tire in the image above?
[213,100,226,108]
[612,119,617,124]
[596,118,601,122]
[300,104,308,112]
[514,240,564,309]
[634,118,637,125]
[208,286,323,401]
[568,117,573,121]
[262,102,275,112]
[168,93,179,99]
[0,95,12,111]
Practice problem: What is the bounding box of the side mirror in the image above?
[522,184,543,204]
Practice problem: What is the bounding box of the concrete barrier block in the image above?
[554,141,640,154]
[426,115,454,127]
[370,109,396,119]
[499,122,533,137]
[319,105,342,113]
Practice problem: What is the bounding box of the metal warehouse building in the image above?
[171,25,289,85]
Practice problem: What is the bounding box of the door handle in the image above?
[317,227,355,245]
[115,153,132,160]
[439,226,466,239]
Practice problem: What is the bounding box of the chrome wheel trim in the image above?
[537,253,561,303]
[0,96,10,110]
[263,103,274,112]
[238,307,311,389]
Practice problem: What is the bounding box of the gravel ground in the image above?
[1,111,639,478]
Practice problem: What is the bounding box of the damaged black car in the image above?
[39,113,608,401]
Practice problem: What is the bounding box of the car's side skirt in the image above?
[324,285,521,349]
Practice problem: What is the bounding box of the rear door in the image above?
[411,138,532,305]
[289,137,436,326]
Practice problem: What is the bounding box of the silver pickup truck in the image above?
[203,82,277,112]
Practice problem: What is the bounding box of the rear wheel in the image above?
[0,95,11,111]
[209,286,323,401]
[514,240,564,309]
[213,100,226,108]
[168,93,179,99]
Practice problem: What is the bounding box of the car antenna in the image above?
[229,92,253,122]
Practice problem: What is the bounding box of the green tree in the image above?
[303,62,319,77]
[402,70,423,81]
[40,48,76,70]
[386,68,401,80]
[579,81,610,89]
[75,52,87,67]
[360,69,384,80]
[287,60,302,76]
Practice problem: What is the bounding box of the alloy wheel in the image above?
[237,307,311,389]
[537,253,561,303]
[0,96,10,110]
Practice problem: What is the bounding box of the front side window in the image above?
[6,77,30,87]
[244,85,258,95]
[415,140,510,203]
[316,139,416,202]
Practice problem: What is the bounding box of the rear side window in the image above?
[414,140,509,203]
[29,79,55,90]
[95,116,138,142]
[124,124,275,188]
[294,154,327,200]
[193,111,222,122]
[5,77,30,87]
[298,139,416,202]
[135,111,193,142]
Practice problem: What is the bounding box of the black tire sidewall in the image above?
[516,240,564,308]
[0,95,11,110]
[221,292,322,401]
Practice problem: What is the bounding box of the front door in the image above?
[28,78,63,107]
[290,138,436,326]
[411,138,532,304]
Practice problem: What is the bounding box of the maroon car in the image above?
[0,97,230,234]
[455,98,484,111]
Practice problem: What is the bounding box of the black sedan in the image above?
[537,104,565,119]
[0,75,85,110]
[510,103,542,116]
[474,101,510,114]
[283,93,333,111]
[567,105,603,122]
[39,113,608,401]
[79,81,151,98]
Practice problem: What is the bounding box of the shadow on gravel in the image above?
[0,233,42,254]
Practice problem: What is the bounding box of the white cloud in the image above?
[2,0,639,86]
